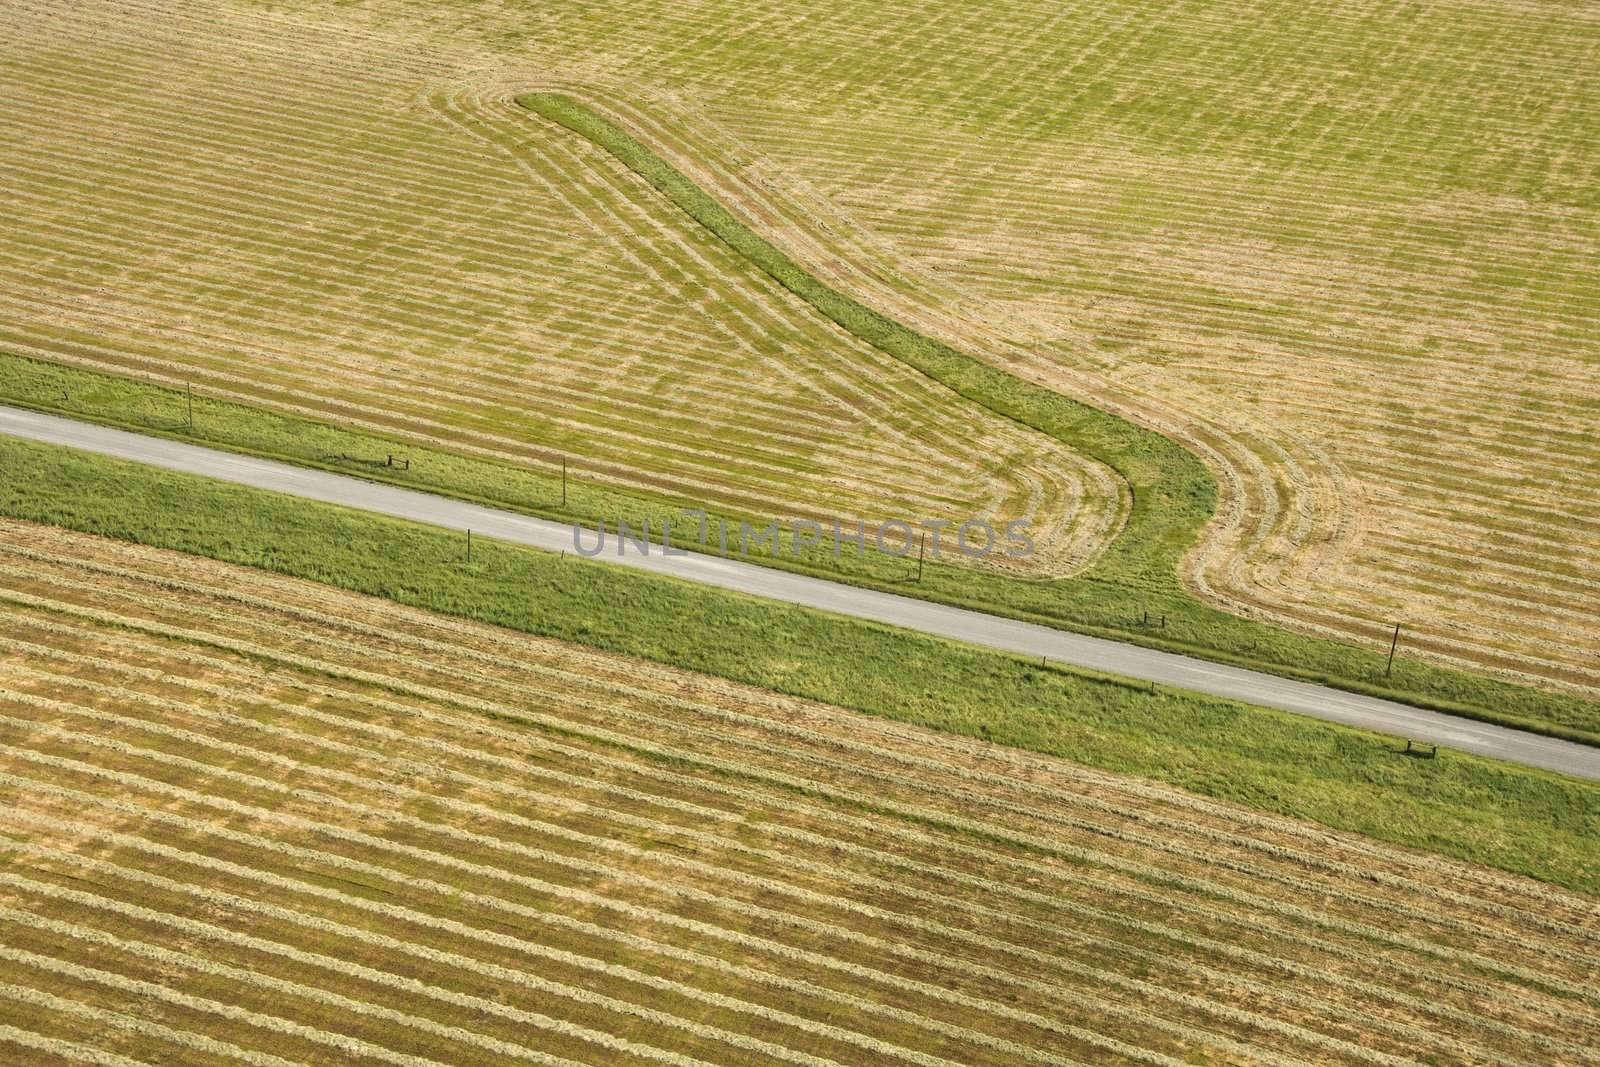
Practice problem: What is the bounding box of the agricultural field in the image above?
[0,0,1116,577]
[0,517,1596,1065]
[2,0,1596,692]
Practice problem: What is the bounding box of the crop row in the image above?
[4,525,1595,946]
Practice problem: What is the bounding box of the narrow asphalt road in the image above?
[4,404,1595,781]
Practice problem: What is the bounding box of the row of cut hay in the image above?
[3,653,1585,1062]
[0,688,1575,1066]
[4,525,1596,954]
[0,689,1499,1063]
[0,758,1180,1065]
[0,726,1374,1066]
[0,793,1081,1067]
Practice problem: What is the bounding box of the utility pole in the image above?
[561,458,568,508]
[185,382,194,431]
[466,528,472,563]
[916,531,927,581]
[1386,622,1401,677]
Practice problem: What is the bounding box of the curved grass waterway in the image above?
[519,92,1215,592]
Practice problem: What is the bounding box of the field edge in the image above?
[1,435,1596,895]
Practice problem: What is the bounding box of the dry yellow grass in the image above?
[0,517,1596,1064]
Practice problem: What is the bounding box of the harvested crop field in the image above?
[0,0,1119,578]
[0,517,1596,1065]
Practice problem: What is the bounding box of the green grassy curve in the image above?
[520,92,1213,591]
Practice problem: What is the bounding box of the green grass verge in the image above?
[3,350,1597,747]
[0,435,1595,894]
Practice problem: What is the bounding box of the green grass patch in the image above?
[1,436,1595,894]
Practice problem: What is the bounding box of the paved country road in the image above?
[4,404,1596,781]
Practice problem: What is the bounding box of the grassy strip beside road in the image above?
[4,351,1598,744]
[1,435,1595,893]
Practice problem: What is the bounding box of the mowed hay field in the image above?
[0,0,1120,576]
[0,520,1595,1065]
[700,27,1600,691]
